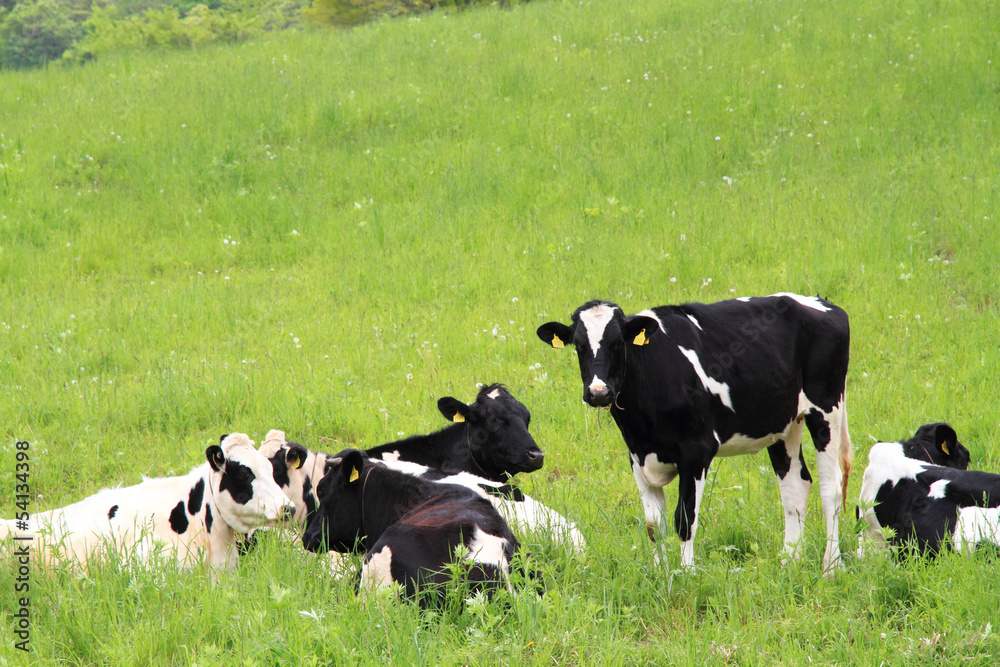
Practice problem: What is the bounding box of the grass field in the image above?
[2,0,1000,663]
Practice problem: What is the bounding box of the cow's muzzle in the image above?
[585,387,614,407]
[523,449,544,471]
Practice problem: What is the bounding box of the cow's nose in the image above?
[526,449,545,470]
[281,503,295,520]
[586,386,613,407]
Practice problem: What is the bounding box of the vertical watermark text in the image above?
[12,440,31,652]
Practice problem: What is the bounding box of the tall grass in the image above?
[2,0,999,662]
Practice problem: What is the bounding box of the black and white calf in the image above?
[538,294,852,571]
[1,433,294,572]
[259,430,585,552]
[857,427,996,556]
[302,450,520,602]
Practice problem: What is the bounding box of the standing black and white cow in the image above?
[0,433,294,572]
[302,450,521,603]
[858,437,1000,556]
[260,383,545,525]
[538,293,852,571]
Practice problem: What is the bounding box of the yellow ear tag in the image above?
[453,413,466,423]
[941,441,950,456]
[633,331,648,346]
[349,467,360,483]
[289,454,302,470]
[551,335,564,349]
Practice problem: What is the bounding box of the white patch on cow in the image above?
[588,375,607,394]
[380,450,401,462]
[955,507,1000,554]
[637,452,679,487]
[928,479,950,499]
[636,309,666,333]
[486,388,501,399]
[579,303,617,355]
[770,292,831,312]
[360,545,395,589]
[686,314,703,330]
[467,527,509,570]
[735,293,830,312]
[677,346,734,411]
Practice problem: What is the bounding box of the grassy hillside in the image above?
[2,0,999,663]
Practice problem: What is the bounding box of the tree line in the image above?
[0,0,524,70]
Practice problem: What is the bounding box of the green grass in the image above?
[2,0,1000,662]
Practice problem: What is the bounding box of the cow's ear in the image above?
[438,396,471,423]
[206,445,226,472]
[537,322,574,349]
[219,433,230,445]
[935,423,958,457]
[340,450,365,484]
[623,316,659,346]
[286,444,308,471]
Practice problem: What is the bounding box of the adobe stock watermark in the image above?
[11,440,31,652]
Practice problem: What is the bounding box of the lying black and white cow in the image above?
[259,430,585,553]
[1,433,294,572]
[857,425,995,556]
[302,449,520,602]
[538,294,852,571]
[259,383,546,524]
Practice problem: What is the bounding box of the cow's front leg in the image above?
[630,455,676,565]
[674,463,709,569]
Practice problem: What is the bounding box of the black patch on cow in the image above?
[798,448,813,483]
[188,478,205,515]
[480,483,526,502]
[269,454,290,489]
[302,475,316,517]
[804,410,831,452]
[767,441,792,479]
[219,460,256,505]
[169,501,189,535]
[237,530,258,557]
[108,504,119,520]
[205,504,214,534]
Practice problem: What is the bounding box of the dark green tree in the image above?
[0,0,83,68]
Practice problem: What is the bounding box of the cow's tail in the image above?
[839,406,853,512]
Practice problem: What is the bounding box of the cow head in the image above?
[206,433,295,534]
[302,449,370,553]
[538,301,660,408]
[437,383,544,479]
[904,422,971,469]
[258,429,320,524]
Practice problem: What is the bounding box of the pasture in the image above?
[2,0,999,662]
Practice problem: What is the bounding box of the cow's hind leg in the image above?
[767,417,811,562]
[805,400,849,573]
